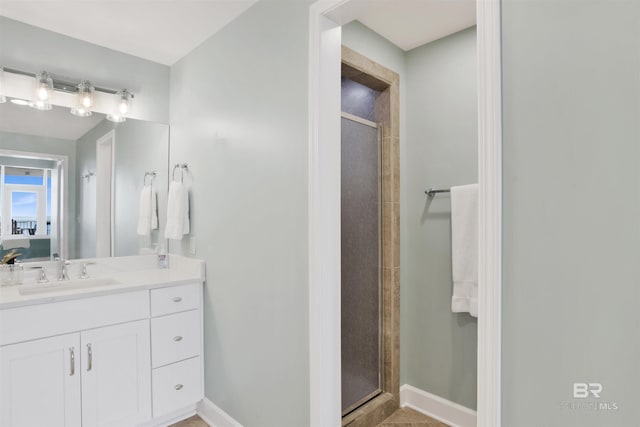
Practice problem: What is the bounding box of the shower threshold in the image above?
[342,388,383,418]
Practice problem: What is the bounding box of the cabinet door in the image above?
[0,333,81,427]
[80,319,151,427]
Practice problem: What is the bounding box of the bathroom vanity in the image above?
[0,255,205,427]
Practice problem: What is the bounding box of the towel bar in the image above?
[425,188,450,197]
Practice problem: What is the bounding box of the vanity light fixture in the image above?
[0,67,6,103]
[70,80,95,117]
[107,89,132,123]
[30,71,54,110]
[1,67,136,117]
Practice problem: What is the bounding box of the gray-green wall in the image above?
[403,27,478,410]
[0,131,77,257]
[502,0,640,425]
[169,1,312,425]
[343,22,478,409]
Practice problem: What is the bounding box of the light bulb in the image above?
[71,80,94,117]
[107,89,132,123]
[31,71,53,110]
[37,86,49,101]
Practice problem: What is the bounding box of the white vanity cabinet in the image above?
[0,281,204,427]
[80,320,152,427]
[0,321,151,427]
[0,333,82,427]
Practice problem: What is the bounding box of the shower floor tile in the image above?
[377,407,449,426]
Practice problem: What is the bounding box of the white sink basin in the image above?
[18,277,122,295]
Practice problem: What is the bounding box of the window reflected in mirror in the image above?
[0,158,63,261]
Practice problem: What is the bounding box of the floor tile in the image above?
[169,415,209,427]
[377,407,449,427]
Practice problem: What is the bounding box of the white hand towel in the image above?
[137,185,158,236]
[450,183,478,317]
[164,181,189,240]
[151,188,158,230]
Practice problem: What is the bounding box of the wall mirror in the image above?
[0,101,169,261]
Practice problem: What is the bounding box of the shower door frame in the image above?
[308,0,503,426]
[339,48,400,426]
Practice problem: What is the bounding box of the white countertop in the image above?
[0,254,205,309]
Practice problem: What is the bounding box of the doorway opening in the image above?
[308,1,502,426]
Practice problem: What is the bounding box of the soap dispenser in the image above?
[157,245,168,269]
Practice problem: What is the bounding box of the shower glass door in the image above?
[341,114,382,414]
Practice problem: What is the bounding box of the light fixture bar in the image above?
[2,67,134,98]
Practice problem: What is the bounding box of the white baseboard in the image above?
[400,384,477,427]
[197,398,243,427]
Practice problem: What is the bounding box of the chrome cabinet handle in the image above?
[173,336,183,342]
[174,384,183,390]
[172,297,182,302]
[87,344,93,371]
[69,347,75,376]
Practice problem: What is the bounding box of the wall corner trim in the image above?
[476,0,503,426]
[308,1,344,426]
[400,384,477,427]
[197,398,243,427]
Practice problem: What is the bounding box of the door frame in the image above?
[307,1,503,426]
[96,130,116,257]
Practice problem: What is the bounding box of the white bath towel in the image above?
[164,181,190,240]
[451,184,478,317]
[0,237,31,250]
[136,185,158,236]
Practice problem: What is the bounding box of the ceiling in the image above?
[0,0,474,66]
[0,0,258,65]
[0,102,105,141]
[356,0,476,51]
[0,1,475,139]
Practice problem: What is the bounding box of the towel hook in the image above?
[172,163,188,183]
[81,171,95,182]
[143,171,157,186]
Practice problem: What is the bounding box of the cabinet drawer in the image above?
[151,309,200,368]
[150,283,200,317]
[152,357,201,418]
[0,291,149,346]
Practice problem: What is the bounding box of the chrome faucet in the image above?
[55,258,71,281]
[80,262,95,279]
[30,266,49,283]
